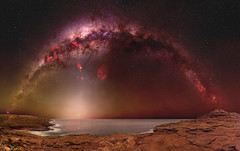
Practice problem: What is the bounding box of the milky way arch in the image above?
[8,17,217,113]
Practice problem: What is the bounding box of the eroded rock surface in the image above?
[0,114,52,131]
[1,109,240,151]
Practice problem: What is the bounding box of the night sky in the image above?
[1,0,240,118]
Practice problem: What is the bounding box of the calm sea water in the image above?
[29,119,187,136]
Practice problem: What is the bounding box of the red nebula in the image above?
[97,66,107,80]
[47,56,52,62]
[77,62,82,71]
[50,46,60,52]
[212,94,216,100]
[72,41,78,47]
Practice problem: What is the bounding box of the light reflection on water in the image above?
[29,119,188,136]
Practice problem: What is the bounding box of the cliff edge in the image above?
[1,109,240,151]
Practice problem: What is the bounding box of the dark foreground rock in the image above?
[1,109,240,151]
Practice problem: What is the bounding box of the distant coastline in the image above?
[1,109,240,150]
[28,119,185,136]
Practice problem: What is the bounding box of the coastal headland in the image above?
[0,109,239,151]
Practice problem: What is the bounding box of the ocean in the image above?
[29,119,187,136]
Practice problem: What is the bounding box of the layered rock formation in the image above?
[0,114,52,131]
[1,109,240,151]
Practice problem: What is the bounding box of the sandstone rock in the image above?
[0,114,52,131]
[200,109,239,118]
[1,109,240,151]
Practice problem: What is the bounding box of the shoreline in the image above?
[1,109,240,150]
[28,120,63,136]
[28,119,187,137]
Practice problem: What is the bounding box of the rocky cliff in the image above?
[1,109,240,151]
